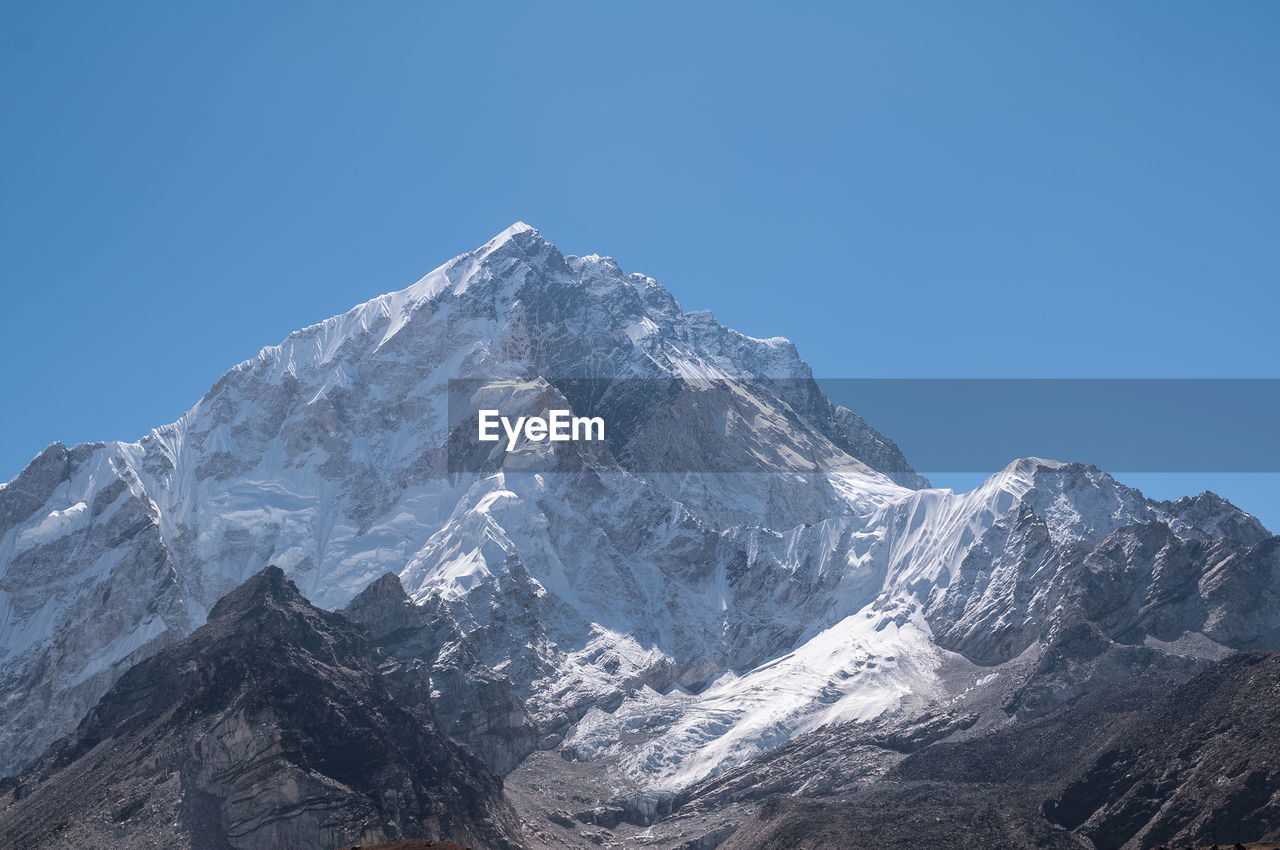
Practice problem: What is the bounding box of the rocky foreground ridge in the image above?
[3,565,1278,849]
[0,567,522,850]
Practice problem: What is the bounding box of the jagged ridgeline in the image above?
[0,567,522,848]
[1,225,1277,849]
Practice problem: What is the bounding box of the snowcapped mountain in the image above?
[0,223,1274,809]
[0,223,917,775]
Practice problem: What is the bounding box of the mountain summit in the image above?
[0,226,1275,835]
[0,224,921,774]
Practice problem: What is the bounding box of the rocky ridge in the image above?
[0,566,523,850]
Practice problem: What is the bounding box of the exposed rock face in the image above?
[1047,651,1280,849]
[343,573,538,776]
[0,441,198,781]
[537,456,1276,791]
[832,405,929,490]
[660,653,1280,850]
[0,566,523,850]
[915,462,1276,666]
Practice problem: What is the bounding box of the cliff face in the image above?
[0,566,523,850]
[342,572,539,776]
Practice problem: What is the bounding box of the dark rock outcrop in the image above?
[0,566,523,850]
[1047,651,1280,849]
[343,573,539,776]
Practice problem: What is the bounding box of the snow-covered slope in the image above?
[1,224,1274,793]
[0,224,918,775]
[533,455,1275,790]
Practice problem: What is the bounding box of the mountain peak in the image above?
[343,571,422,641]
[499,220,536,237]
[476,220,546,257]
[205,564,302,622]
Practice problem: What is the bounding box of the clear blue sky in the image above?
[2,3,1276,526]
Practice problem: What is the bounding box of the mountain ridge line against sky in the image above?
[4,220,1276,531]
[2,3,1277,517]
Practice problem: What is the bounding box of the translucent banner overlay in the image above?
[818,378,1279,473]
[446,378,1279,474]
